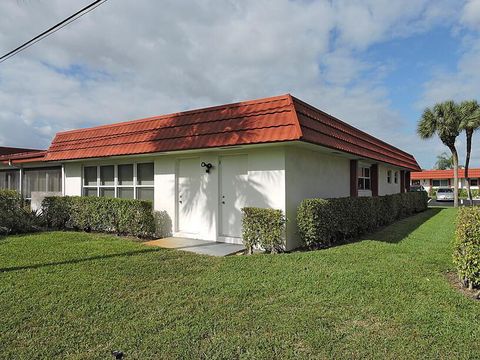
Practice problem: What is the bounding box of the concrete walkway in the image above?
[144,237,245,257]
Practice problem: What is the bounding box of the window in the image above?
[23,167,62,199]
[0,170,20,191]
[358,166,371,190]
[387,170,392,183]
[83,163,154,203]
[394,171,399,184]
[470,179,479,187]
[83,166,98,196]
[432,179,448,187]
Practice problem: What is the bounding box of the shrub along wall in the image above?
[454,206,480,290]
[242,207,286,254]
[0,190,41,235]
[297,191,428,248]
[42,196,155,238]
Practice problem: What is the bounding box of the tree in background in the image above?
[459,100,480,204]
[434,152,454,170]
[418,101,462,207]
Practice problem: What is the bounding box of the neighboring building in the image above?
[0,94,420,250]
[411,169,480,193]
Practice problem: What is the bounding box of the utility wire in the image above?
[0,0,109,64]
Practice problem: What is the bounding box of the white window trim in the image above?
[82,163,154,201]
[387,170,392,184]
[432,179,449,187]
[394,171,399,184]
[358,166,371,190]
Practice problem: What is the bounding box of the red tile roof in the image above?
[0,149,46,165]
[0,146,43,156]
[6,94,420,170]
[411,169,480,180]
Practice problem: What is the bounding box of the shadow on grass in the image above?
[0,248,159,273]
[360,208,443,244]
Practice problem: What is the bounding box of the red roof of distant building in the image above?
[43,94,420,170]
[411,168,480,180]
[0,146,43,156]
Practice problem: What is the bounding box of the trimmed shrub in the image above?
[458,189,480,199]
[242,207,286,254]
[454,207,480,290]
[154,210,173,238]
[297,191,428,248]
[42,196,155,238]
[0,190,42,235]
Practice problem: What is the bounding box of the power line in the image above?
[0,0,109,64]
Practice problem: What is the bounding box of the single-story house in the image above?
[0,94,420,250]
[411,168,480,192]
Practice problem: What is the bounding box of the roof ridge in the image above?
[290,95,416,160]
[54,94,292,136]
[50,107,295,146]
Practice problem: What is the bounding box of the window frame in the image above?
[394,171,399,184]
[470,179,479,187]
[358,166,371,191]
[22,166,62,200]
[0,169,20,192]
[82,163,154,203]
[387,170,392,184]
[432,179,448,187]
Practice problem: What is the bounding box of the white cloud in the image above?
[0,0,467,168]
[461,0,480,30]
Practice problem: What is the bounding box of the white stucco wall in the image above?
[285,146,350,250]
[378,164,401,196]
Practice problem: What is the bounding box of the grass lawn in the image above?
[0,208,479,359]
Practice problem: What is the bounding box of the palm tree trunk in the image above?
[450,146,459,208]
[465,130,473,205]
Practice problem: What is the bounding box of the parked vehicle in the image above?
[436,188,454,201]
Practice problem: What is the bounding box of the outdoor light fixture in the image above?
[201,162,213,173]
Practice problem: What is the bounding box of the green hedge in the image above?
[297,192,428,248]
[242,207,286,254]
[42,196,155,238]
[458,189,480,199]
[0,190,41,235]
[454,207,480,290]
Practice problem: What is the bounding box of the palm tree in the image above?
[460,100,480,204]
[418,101,462,207]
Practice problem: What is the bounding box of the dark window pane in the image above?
[100,188,115,198]
[137,163,154,185]
[137,187,154,203]
[100,165,114,186]
[358,178,363,190]
[84,188,98,197]
[364,168,370,178]
[84,166,97,186]
[118,164,133,185]
[365,179,371,190]
[0,172,5,189]
[118,187,134,199]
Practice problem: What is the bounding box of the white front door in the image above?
[177,157,201,235]
[220,154,248,240]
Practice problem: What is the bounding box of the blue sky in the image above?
[1,0,480,169]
